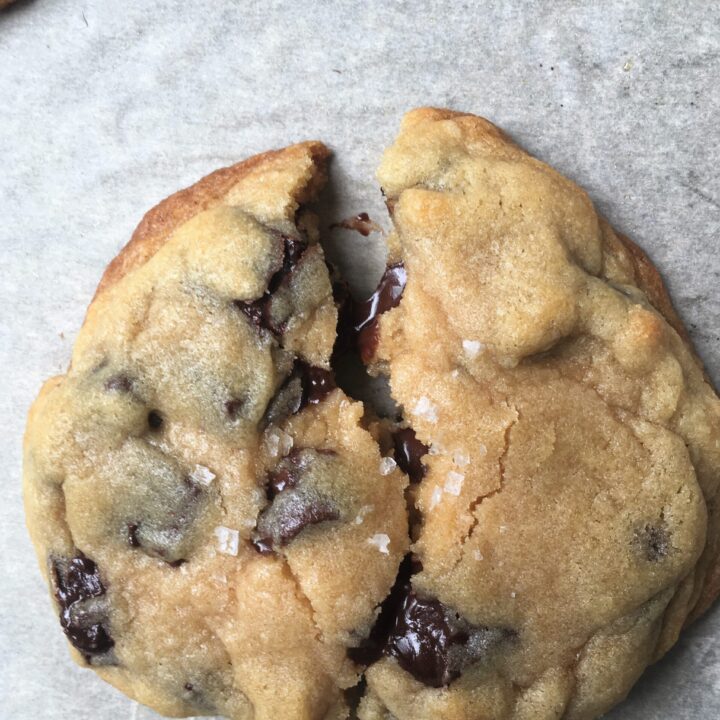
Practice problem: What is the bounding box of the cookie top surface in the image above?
[23,143,409,720]
[357,108,720,720]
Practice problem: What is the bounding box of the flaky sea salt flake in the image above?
[453,450,470,467]
[368,533,391,554]
[462,339,485,358]
[278,430,294,456]
[444,471,464,496]
[429,486,443,510]
[379,456,397,476]
[190,464,216,486]
[214,526,240,556]
[413,396,438,423]
[354,505,374,525]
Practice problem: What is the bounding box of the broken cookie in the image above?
[23,110,720,720]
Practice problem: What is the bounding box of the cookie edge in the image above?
[94,141,330,299]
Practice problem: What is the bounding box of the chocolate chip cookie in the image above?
[24,110,720,720]
[353,108,720,719]
[23,142,409,719]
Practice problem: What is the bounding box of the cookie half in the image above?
[23,143,409,719]
[355,108,720,720]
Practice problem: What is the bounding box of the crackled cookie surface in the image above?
[23,143,409,720]
[355,109,720,720]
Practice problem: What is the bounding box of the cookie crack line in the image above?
[444,413,519,577]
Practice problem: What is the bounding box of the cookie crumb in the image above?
[499,525,508,534]
[214,526,240,556]
[444,471,464,495]
[429,486,443,510]
[190,464,216,486]
[368,533,390,554]
[511,591,517,599]
[379,456,397,476]
[462,339,485,358]
[473,550,484,561]
[452,450,470,467]
[413,396,438,423]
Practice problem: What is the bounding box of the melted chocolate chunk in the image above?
[392,428,428,483]
[147,410,163,430]
[349,555,513,686]
[354,263,407,363]
[386,592,514,687]
[52,555,115,660]
[235,234,308,336]
[386,591,457,686]
[331,212,382,237]
[635,523,672,561]
[254,449,341,550]
[262,361,336,427]
[348,554,416,666]
[104,374,133,393]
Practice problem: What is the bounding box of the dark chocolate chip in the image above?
[234,234,308,336]
[262,375,304,427]
[261,361,336,428]
[348,555,513,686]
[275,235,307,287]
[386,590,457,686]
[348,554,416,666]
[254,448,341,550]
[104,374,133,393]
[392,428,429,483]
[385,592,513,687]
[125,474,208,566]
[184,682,194,693]
[343,677,367,712]
[51,555,115,660]
[266,466,296,499]
[224,398,246,420]
[299,363,336,407]
[635,523,672,562]
[255,495,339,548]
[251,537,274,555]
[354,263,407,363]
[148,410,163,430]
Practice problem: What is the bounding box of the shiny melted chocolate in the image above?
[354,263,407,362]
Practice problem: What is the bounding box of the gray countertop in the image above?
[1,1,719,718]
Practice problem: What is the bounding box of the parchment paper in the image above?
[1,1,719,718]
